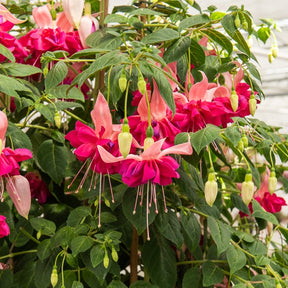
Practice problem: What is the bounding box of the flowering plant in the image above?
[0,0,288,287]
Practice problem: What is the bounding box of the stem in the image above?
[176,259,227,266]
[0,250,37,260]
[130,227,139,285]
[64,109,89,124]
[15,123,54,132]
[19,227,41,244]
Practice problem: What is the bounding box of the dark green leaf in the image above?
[51,226,75,248]
[226,245,246,274]
[207,217,231,254]
[6,122,32,150]
[0,43,15,62]
[0,74,31,98]
[35,103,55,122]
[71,236,94,256]
[104,14,128,24]
[190,124,221,154]
[37,239,52,261]
[67,206,91,227]
[48,85,85,102]
[37,140,68,184]
[107,280,128,288]
[190,39,206,66]
[224,126,241,146]
[163,37,191,63]
[202,261,224,287]
[142,28,179,44]
[179,14,210,31]
[252,200,278,226]
[30,218,56,235]
[90,245,105,268]
[130,280,159,288]
[142,236,177,288]
[231,193,250,215]
[183,267,202,288]
[129,8,165,16]
[45,61,68,90]
[0,63,42,77]
[72,281,84,288]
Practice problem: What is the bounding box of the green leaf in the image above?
[72,281,84,288]
[231,193,250,215]
[51,226,75,248]
[207,217,231,255]
[0,74,31,98]
[202,261,224,287]
[37,140,68,184]
[190,124,221,154]
[155,209,184,248]
[142,28,179,44]
[226,245,246,274]
[142,236,177,288]
[130,280,159,288]
[71,236,94,256]
[35,103,55,122]
[252,200,278,226]
[129,8,165,16]
[254,255,270,266]
[30,218,56,236]
[163,37,191,63]
[107,280,128,288]
[67,206,91,227]
[180,211,201,253]
[179,14,210,31]
[104,14,128,24]
[45,61,68,90]
[201,29,233,55]
[37,239,52,261]
[6,122,32,150]
[189,39,206,66]
[183,267,202,288]
[0,43,15,62]
[224,126,241,146]
[0,63,42,77]
[90,245,105,268]
[243,239,267,256]
[48,85,84,102]
[122,188,157,235]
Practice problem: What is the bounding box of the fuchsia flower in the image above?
[0,3,26,32]
[0,111,33,219]
[62,0,84,29]
[128,80,181,148]
[98,137,192,239]
[0,215,9,238]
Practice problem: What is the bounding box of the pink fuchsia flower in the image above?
[0,215,9,238]
[78,14,99,48]
[0,111,33,219]
[128,80,181,148]
[32,5,53,29]
[98,137,192,239]
[25,171,50,204]
[62,0,84,29]
[0,3,26,32]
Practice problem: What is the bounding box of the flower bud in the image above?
[50,265,58,287]
[242,21,248,31]
[237,139,244,152]
[230,89,238,112]
[268,52,273,63]
[111,246,118,262]
[50,8,57,21]
[241,173,254,205]
[271,44,278,58]
[103,249,109,268]
[118,131,132,158]
[204,172,218,207]
[249,94,257,116]
[54,111,61,129]
[144,137,154,151]
[137,78,147,95]
[118,75,127,93]
[36,230,42,240]
[104,198,110,207]
[268,169,277,195]
[241,134,248,148]
[186,0,194,6]
[234,14,241,29]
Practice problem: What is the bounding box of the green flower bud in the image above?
[118,75,127,93]
[268,169,277,195]
[118,131,132,158]
[242,21,248,31]
[237,139,244,152]
[43,65,49,77]
[50,8,57,21]
[146,125,154,138]
[104,198,110,207]
[242,134,248,148]
[54,111,61,129]
[268,52,273,63]
[249,94,257,116]
[50,265,58,287]
[36,230,42,240]
[241,173,254,205]
[230,89,238,112]
[137,78,147,95]
[186,0,194,6]
[111,246,118,262]
[144,137,154,151]
[271,44,278,58]
[234,14,241,29]
[103,249,109,269]
[187,83,193,92]
[204,172,218,207]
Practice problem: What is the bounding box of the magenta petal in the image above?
[0,154,13,176]
[0,215,10,238]
[74,143,95,160]
[0,111,8,142]
[6,175,31,219]
[142,161,156,184]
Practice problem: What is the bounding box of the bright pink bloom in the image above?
[128,80,181,148]
[62,0,84,28]
[25,172,50,204]
[98,138,192,187]
[0,3,26,32]
[0,111,32,219]
[0,215,9,238]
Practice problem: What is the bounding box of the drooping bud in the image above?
[234,13,241,29]
[103,249,109,268]
[204,172,218,207]
[242,20,248,31]
[50,265,58,287]
[237,139,244,152]
[137,76,147,96]
[230,89,238,112]
[249,94,257,116]
[50,8,57,21]
[271,44,278,58]
[54,111,61,129]
[144,137,154,151]
[118,73,127,93]
[268,52,273,63]
[241,173,255,205]
[118,127,132,159]
[241,133,248,148]
[111,246,118,262]
[268,168,277,195]
[36,230,42,240]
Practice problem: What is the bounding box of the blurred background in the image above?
[110,0,288,131]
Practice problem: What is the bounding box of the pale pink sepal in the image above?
[0,111,8,143]
[6,175,31,219]
[150,80,167,120]
[187,71,209,102]
[90,92,113,139]
[32,5,52,28]
[78,15,99,48]
[0,4,26,24]
[159,141,192,157]
[56,12,74,33]
[62,0,84,28]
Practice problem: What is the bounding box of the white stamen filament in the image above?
[0,177,4,202]
[106,170,115,203]
[146,183,150,241]
[161,186,168,213]
[98,173,102,228]
[133,186,140,215]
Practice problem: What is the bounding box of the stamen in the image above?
[106,170,115,203]
[133,186,140,215]
[98,173,102,228]
[146,183,150,241]
[76,159,93,193]
[152,184,158,214]
[0,177,4,202]
[140,185,144,206]
[67,158,89,189]
[88,169,96,191]
[161,186,168,213]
